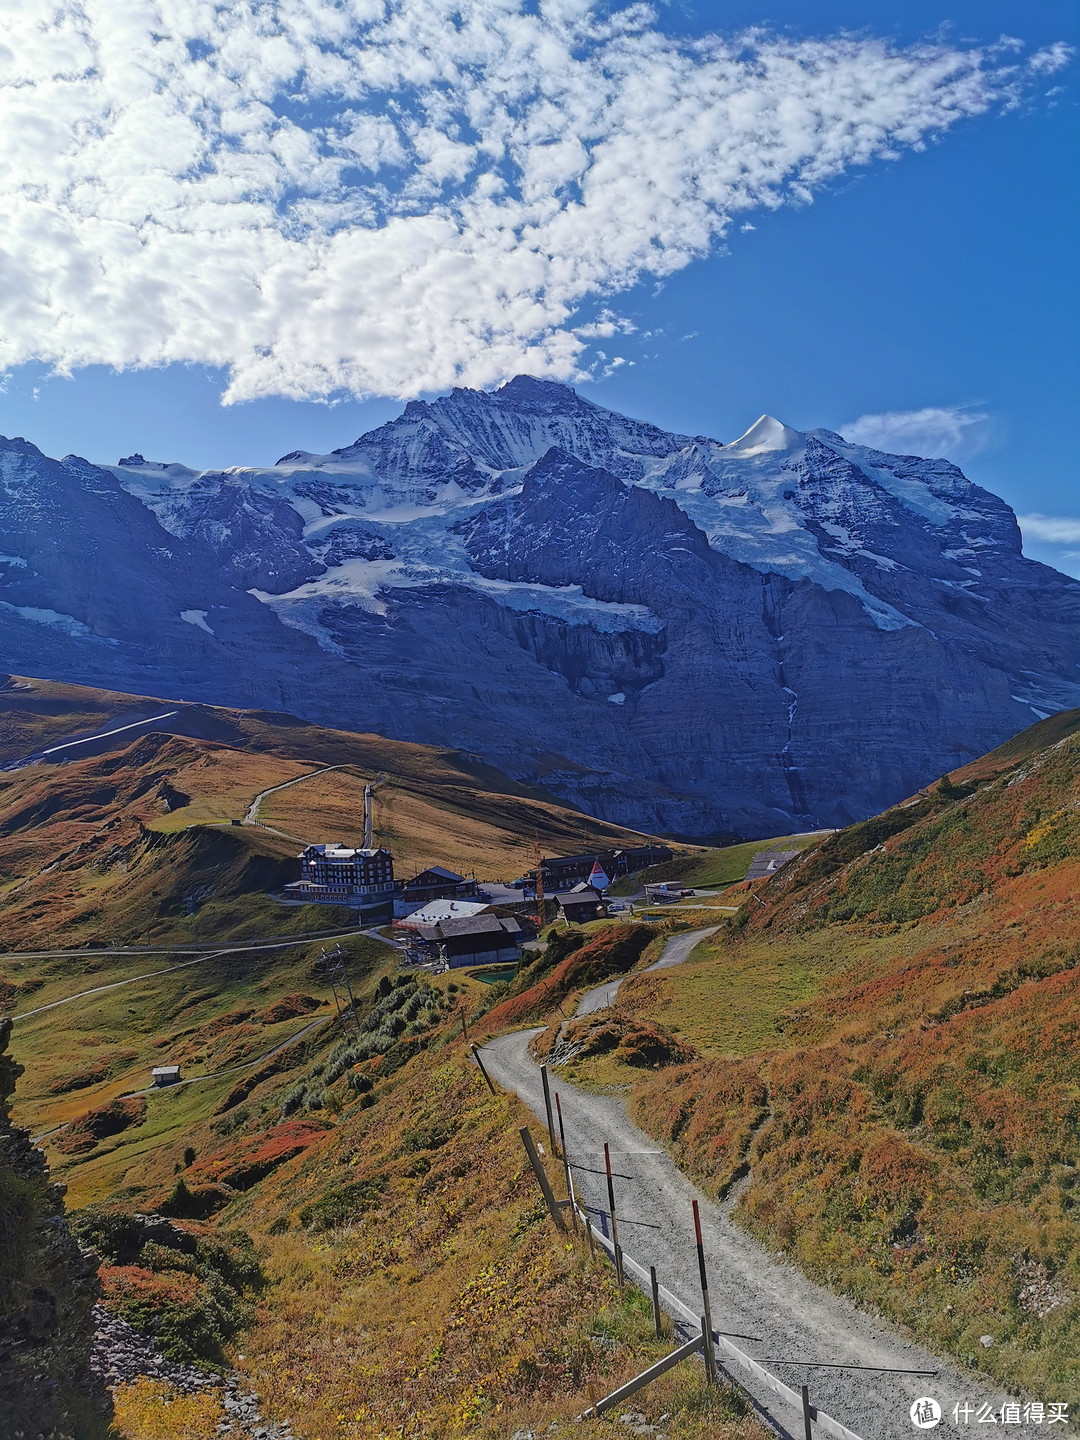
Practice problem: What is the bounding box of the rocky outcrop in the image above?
[0,1017,110,1439]
[91,1306,296,1439]
[1,379,1078,837]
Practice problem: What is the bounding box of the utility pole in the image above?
[319,946,361,1038]
[532,832,545,929]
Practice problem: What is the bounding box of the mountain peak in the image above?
[725,414,803,457]
[495,374,578,404]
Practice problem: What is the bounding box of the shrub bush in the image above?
[74,1209,262,1366]
[298,1176,385,1232]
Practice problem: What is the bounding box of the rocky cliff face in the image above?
[0,1018,110,1438]
[1,377,1077,837]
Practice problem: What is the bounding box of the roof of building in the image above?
[542,851,615,871]
[398,898,490,927]
[566,882,603,897]
[415,914,521,943]
[151,1065,181,1076]
[300,843,392,861]
[744,849,802,881]
[407,865,466,885]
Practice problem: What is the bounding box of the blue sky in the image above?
[0,0,1076,572]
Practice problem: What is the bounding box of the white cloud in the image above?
[839,405,993,460]
[0,3,1069,403]
[1017,515,1080,544]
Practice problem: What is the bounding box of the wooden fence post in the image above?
[540,1063,558,1157]
[650,1265,662,1339]
[519,1127,566,1232]
[469,1043,496,1096]
[577,1332,705,1421]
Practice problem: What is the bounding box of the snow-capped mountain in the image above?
[2,376,1077,837]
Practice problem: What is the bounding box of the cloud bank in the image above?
[0,3,1068,402]
[839,405,994,460]
[1018,515,1080,545]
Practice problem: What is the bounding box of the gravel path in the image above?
[574,925,720,1016]
[481,928,1014,1440]
[243,763,346,830]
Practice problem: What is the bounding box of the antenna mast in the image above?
[533,832,545,927]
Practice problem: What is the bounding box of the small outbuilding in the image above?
[556,884,607,925]
[151,1065,181,1087]
[643,882,687,903]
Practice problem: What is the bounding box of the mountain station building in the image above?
[285,843,397,923]
[556,884,607,924]
[399,866,479,905]
[539,845,673,892]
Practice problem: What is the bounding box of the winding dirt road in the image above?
[243,764,347,838]
[481,930,1010,1440]
[575,924,720,1015]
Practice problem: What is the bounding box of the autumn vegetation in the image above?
[8,672,1080,1430]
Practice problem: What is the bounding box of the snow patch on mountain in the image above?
[180,609,214,635]
[0,602,99,639]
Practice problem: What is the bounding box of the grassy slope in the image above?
[606,832,826,895]
[0,678,767,1437]
[10,936,760,1439]
[0,677,668,955]
[573,713,1080,1402]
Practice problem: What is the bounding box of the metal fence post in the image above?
[693,1199,717,1384]
[801,1384,814,1439]
[554,1092,577,1232]
[650,1265,662,1339]
[604,1143,623,1285]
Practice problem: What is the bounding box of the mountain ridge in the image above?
[1,377,1078,838]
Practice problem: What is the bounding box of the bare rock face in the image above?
[1,379,1078,838]
[0,1017,111,1439]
